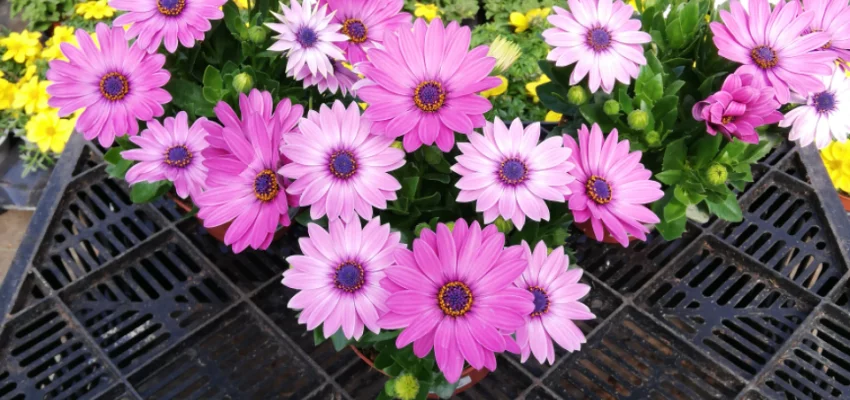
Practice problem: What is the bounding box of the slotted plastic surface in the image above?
[1,132,849,400]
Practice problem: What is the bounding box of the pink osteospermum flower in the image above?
[267,0,348,78]
[46,23,171,147]
[110,0,226,54]
[515,241,594,365]
[355,18,501,152]
[122,111,209,200]
[802,0,850,64]
[452,117,574,230]
[710,0,834,104]
[294,60,359,96]
[283,218,401,340]
[280,101,404,222]
[780,68,850,148]
[543,0,651,94]
[379,219,533,383]
[325,0,411,64]
[195,91,303,253]
[564,124,664,247]
[692,72,783,144]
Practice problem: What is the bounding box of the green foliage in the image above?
[11,0,75,32]
[482,0,557,21]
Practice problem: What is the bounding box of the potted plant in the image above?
[37,0,850,397]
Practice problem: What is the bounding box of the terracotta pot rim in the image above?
[838,190,850,212]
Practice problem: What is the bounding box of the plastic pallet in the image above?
[1,130,849,400]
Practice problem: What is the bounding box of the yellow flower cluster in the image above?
[76,0,116,20]
[525,75,551,103]
[414,3,440,22]
[25,111,76,153]
[42,26,78,61]
[0,31,42,64]
[822,141,850,195]
[510,8,551,32]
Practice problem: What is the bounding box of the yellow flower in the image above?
[545,110,563,122]
[0,79,16,110]
[0,31,42,64]
[525,75,550,103]
[510,8,550,32]
[481,76,508,98]
[42,26,77,61]
[76,0,116,20]
[26,111,75,153]
[488,36,522,74]
[414,3,440,22]
[822,141,850,194]
[13,78,51,115]
[234,0,249,9]
[20,64,39,83]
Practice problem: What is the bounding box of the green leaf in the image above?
[104,148,134,180]
[618,86,634,114]
[313,329,326,346]
[401,177,420,199]
[431,377,461,399]
[655,170,683,185]
[664,80,686,96]
[645,74,664,102]
[329,328,351,351]
[664,198,687,220]
[663,139,687,170]
[373,352,395,370]
[656,213,687,240]
[666,18,686,49]
[691,134,723,168]
[359,330,402,344]
[645,50,664,75]
[681,0,701,32]
[129,181,172,204]
[423,173,450,184]
[537,82,577,115]
[223,1,248,39]
[707,193,744,222]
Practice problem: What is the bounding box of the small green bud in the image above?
[644,130,661,147]
[494,216,514,233]
[444,221,455,231]
[603,100,620,116]
[394,374,420,400]
[384,379,397,397]
[390,141,404,150]
[567,86,588,105]
[628,110,649,130]
[248,26,267,44]
[232,72,254,94]
[414,222,430,237]
[705,163,729,185]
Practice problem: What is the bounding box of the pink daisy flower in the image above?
[692,72,783,144]
[780,68,850,148]
[46,23,171,147]
[564,124,664,247]
[122,111,209,200]
[325,0,411,64]
[294,60,359,96]
[283,218,401,340]
[110,0,227,54]
[195,91,303,253]
[379,219,533,383]
[514,241,594,365]
[280,101,404,222]
[710,0,834,104]
[267,0,348,79]
[355,18,501,152]
[802,0,850,65]
[543,0,651,94]
[452,117,574,230]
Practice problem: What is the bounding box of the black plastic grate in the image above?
[1,133,849,399]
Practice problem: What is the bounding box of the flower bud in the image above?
[248,26,267,44]
[705,163,729,185]
[232,72,253,94]
[567,86,588,105]
[444,221,455,231]
[628,110,649,130]
[394,374,420,400]
[603,100,620,116]
[390,141,404,150]
[644,130,661,147]
[494,216,514,233]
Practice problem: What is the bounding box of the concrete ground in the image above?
[0,210,32,282]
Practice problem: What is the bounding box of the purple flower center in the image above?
[587,175,612,204]
[253,169,279,202]
[438,281,473,317]
[499,158,528,185]
[334,261,365,293]
[342,19,368,44]
[157,0,186,16]
[329,150,357,179]
[99,72,129,102]
[812,91,836,114]
[751,46,778,69]
[296,26,319,48]
[586,27,611,52]
[164,145,192,168]
[414,81,446,112]
[528,286,550,317]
